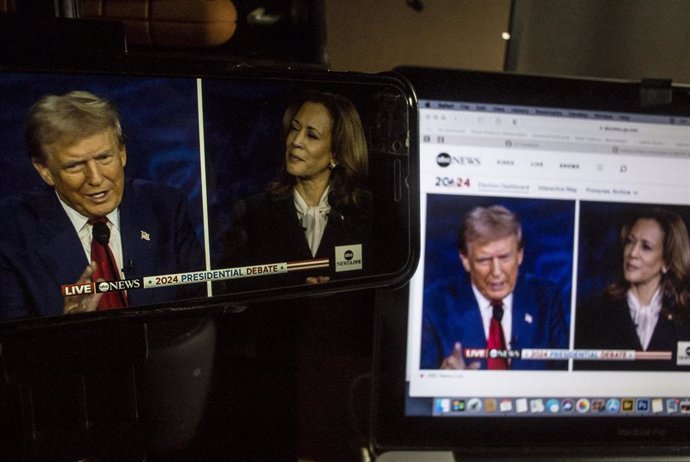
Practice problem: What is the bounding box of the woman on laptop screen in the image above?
[576,208,690,370]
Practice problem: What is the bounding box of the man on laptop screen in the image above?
[421,204,568,370]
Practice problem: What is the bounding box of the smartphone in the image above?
[0,61,419,331]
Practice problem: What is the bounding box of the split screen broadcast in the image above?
[407,98,689,402]
[0,70,414,323]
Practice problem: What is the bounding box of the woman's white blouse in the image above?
[294,186,331,257]
[627,288,662,351]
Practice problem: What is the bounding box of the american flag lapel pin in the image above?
[141,230,151,241]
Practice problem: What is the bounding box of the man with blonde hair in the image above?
[421,205,568,370]
[0,91,203,319]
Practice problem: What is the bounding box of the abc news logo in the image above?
[678,342,690,366]
[335,244,362,273]
[337,249,360,267]
[97,279,141,293]
[62,278,141,296]
[436,152,481,168]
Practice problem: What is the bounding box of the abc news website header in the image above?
[418,101,689,206]
[407,100,690,398]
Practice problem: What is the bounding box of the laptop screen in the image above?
[373,66,690,456]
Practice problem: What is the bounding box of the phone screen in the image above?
[0,65,418,329]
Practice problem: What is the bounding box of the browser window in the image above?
[407,99,690,415]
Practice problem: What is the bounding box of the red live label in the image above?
[61,282,94,296]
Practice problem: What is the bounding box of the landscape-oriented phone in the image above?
[0,63,418,330]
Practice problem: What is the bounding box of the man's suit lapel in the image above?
[32,192,88,286]
[510,278,538,350]
[454,278,486,348]
[119,181,156,279]
[119,181,165,307]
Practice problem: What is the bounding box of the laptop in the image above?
[372,66,690,461]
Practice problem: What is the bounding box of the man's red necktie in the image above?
[487,301,509,370]
[90,217,128,310]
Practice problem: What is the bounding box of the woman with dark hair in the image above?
[575,208,690,370]
[221,92,372,286]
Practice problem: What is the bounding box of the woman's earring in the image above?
[328,160,337,170]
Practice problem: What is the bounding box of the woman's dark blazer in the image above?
[218,189,373,291]
[575,292,690,371]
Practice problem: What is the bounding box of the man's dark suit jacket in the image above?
[574,294,690,371]
[0,179,204,319]
[219,190,372,289]
[421,273,569,370]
